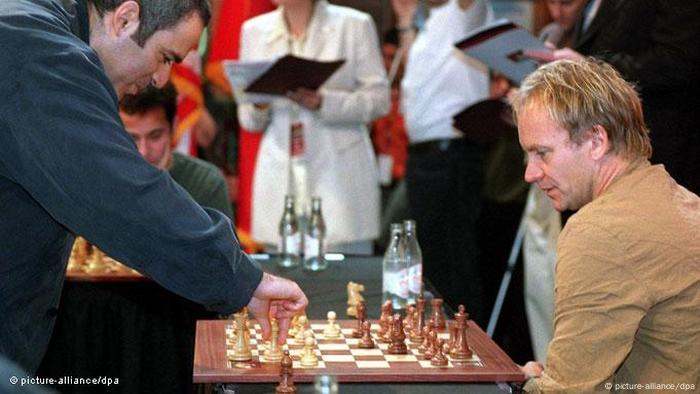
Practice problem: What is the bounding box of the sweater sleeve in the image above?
[1,46,262,315]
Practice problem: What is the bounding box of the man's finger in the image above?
[257,315,271,341]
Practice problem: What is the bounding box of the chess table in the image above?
[194,319,524,384]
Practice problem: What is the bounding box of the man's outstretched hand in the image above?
[246,272,308,344]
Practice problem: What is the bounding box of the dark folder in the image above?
[244,55,345,95]
[452,99,516,144]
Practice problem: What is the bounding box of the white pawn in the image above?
[295,315,308,344]
[323,311,341,339]
[300,334,319,367]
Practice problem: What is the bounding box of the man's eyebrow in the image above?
[164,50,184,63]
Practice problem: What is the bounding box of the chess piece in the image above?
[410,297,425,343]
[404,304,416,335]
[388,314,408,354]
[85,245,110,274]
[288,313,300,337]
[346,281,365,317]
[352,301,366,338]
[358,320,375,349]
[423,329,437,360]
[378,301,392,338]
[294,315,308,343]
[68,236,88,271]
[300,333,319,367]
[264,319,284,363]
[450,305,472,361]
[431,298,446,330]
[323,311,341,339]
[229,309,252,362]
[430,339,449,367]
[276,350,297,393]
[447,321,458,353]
[417,325,431,353]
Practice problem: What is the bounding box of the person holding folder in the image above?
[237,0,390,254]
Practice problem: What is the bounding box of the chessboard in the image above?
[193,319,524,384]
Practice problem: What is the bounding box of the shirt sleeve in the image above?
[526,221,651,393]
[318,15,390,125]
[2,45,262,315]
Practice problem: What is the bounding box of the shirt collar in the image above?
[265,0,329,45]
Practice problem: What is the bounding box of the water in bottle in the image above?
[403,219,423,304]
[278,195,301,267]
[382,223,408,309]
[304,197,327,271]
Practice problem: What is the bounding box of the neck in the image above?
[283,1,314,38]
[592,155,635,199]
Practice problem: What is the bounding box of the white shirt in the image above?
[401,0,493,143]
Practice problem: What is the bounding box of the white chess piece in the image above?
[300,334,319,367]
[323,311,341,339]
[295,315,308,343]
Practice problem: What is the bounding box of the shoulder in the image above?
[242,9,280,33]
[171,153,226,185]
[324,2,372,22]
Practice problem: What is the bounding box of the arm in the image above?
[525,223,650,392]
[391,0,418,50]
[6,47,262,315]
[316,15,390,125]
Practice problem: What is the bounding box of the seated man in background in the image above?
[514,59,700,391]
[120,82,234,221]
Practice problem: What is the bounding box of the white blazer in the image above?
[238,0,390,246]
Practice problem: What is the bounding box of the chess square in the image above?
[384,354,417,362]
[321,355,355,362]
[356,360,390,368]
[293,361,326,369]
[318,343,350,351]
[350,349,384,357]
[418,360,453,368]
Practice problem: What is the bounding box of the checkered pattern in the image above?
[225,322,482,369]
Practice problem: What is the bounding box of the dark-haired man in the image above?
[0,0,307,373]
[120,82,233,220]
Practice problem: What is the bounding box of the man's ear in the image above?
[109,0,140,38]
[589,125,610,161]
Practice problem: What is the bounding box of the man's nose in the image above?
[524,160,543,184]
[151,63,173,88]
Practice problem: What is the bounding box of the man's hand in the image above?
[246,272,308,344]
[286,88,322,110]
[524,47,585,63]
[391,0,418,29]
[520,361,544,378]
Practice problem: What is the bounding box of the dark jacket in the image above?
[0,0,262,373]
[574,0,700,193]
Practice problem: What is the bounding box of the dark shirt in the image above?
[0,0,262,373]
[170,152,234,221]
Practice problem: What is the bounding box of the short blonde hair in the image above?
[512,58,651,159]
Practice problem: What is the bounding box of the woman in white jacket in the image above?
[238,0,390,253]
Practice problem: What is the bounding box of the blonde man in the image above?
[514,59,700,392]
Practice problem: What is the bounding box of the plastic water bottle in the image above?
[278,195,301,268]
[382,223,408,309]
[303,197,327,271]
[403,219,423,304]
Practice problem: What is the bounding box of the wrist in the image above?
[396,24,415,33]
